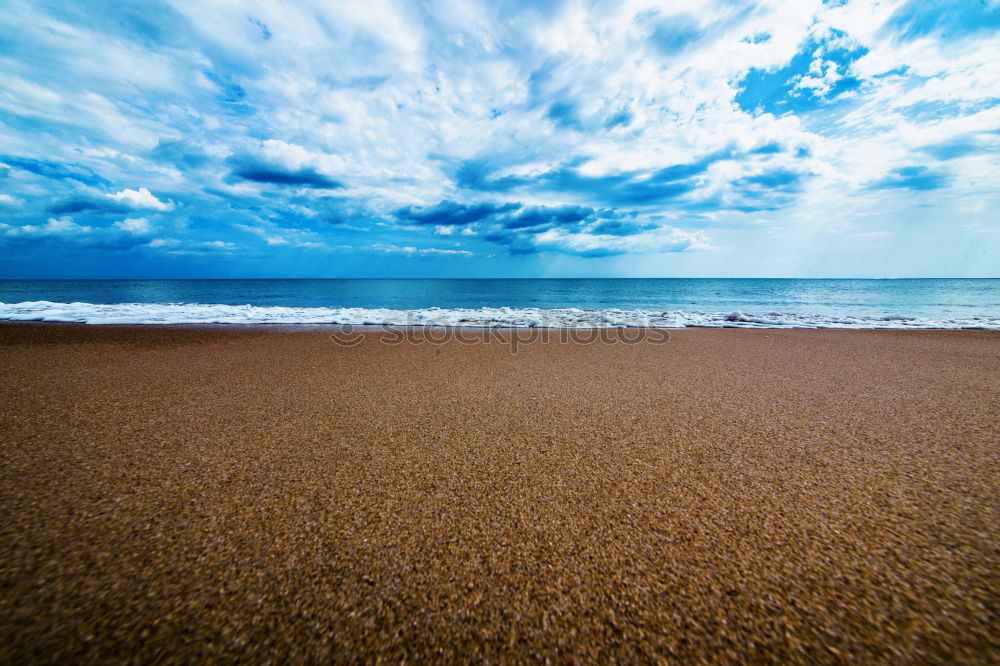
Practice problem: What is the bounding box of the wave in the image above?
[1,300,998,329]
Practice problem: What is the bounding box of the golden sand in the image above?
[1,323,997,663]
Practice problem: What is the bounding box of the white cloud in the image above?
[534,225,711,256]
[107,187,172,211]
[114,217,151,233]
[148,238,180,248]
[5,216,92,237]
[233,222,327,248]
[368,243,473,256]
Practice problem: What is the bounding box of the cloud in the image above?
[454,150,813,212]
[869,166,950,191]
[108,187,173,210]
[604,108,632,130]
[396,201,522,226]
[0,156,109,186]
[920,136,987,160]
[736,168,805,191]
[150,139,210,171]
[114,217,152,234]
[1,214,170,254]
[589,220,656,236]
[392,198,708,257]
[456,155,725,207]
[530,226,711,257]
[48,187,172,214]
[395,200,596,233]
[48,196,125,215]
[502,205,593,230]
[649,13,705,55]
[0,1,997,276]
[368,243,473,257]
[8,216,93,237]
[0,216,153,253]
[883,0,1000,41]
[202,240,235,249]
[233,222,326,248]
[224,140,350,189]
[226,156,344,188]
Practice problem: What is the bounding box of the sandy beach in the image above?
[1,322,997,663]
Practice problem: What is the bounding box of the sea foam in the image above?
[1,300,998,329]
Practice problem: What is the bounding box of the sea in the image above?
[0,278,998,329]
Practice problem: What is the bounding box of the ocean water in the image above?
[0,279,998,329]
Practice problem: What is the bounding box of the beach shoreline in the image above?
[1,322,998,662]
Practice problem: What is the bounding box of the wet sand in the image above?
[1,322,998,663]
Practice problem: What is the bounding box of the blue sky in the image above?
[0,0,997,278]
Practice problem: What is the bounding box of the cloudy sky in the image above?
[1,0,997,278]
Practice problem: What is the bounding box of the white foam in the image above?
[1,300,998,329]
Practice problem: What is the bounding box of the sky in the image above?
[0,0,998,278]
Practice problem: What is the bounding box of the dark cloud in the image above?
[590,220,656,236]
[396,200,522,226]
[502,205,593,229]
[226,156,344,188]
[0,155,108,186]
[48,196,127,215]
[869,166,949,191]
[390,198,692,257]
[457,150,736,207]
[482,231,541,255]
[0,223,157,251]
[396,200,594,233]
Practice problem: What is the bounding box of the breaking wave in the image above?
[2,301,998,329]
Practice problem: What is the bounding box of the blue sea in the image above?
[1,279,998,328]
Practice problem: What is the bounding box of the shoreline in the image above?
[1,319,998,331]
[3,299,998,331]
[2,323,998,662]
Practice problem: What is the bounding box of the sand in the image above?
[0,322,997,663]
